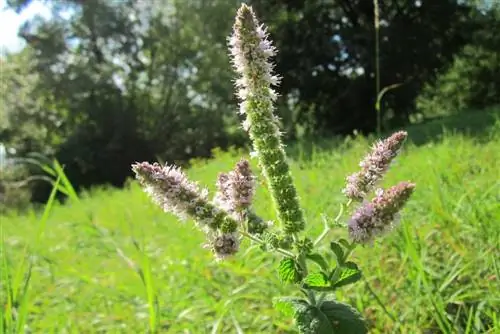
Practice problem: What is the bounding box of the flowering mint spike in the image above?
[214,159,255,216]
[343,131,408,200]
[132,162,237,233]
[229,4,305,234]
[348,181,415,244]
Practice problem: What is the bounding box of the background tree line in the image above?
[1,0,499,208]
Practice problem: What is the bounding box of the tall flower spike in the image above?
[348,181,415,244]
[229,4,305,234]
[132,162,238,233]
[343,131,408,200]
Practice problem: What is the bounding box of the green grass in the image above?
[1,120,499,333]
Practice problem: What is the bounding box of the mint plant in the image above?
[132,4,415,333]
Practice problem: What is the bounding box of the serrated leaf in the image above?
[295,305,335,334]
[273,297,308,317]
[320,300,368,334]
[303,272,330,288]
[331,262,362,289]
[306,253,329,271]
[330,242,345,265]
[278,257,301,283]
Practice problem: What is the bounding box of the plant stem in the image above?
[297,252,308,277]
[239,230,295,258]
[313,200,352,246]
[374,0,381,135]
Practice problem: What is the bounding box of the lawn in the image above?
[1,111,499,333]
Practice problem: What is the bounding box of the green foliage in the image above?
[306,253,329,271]
[417,6,500,118]
[2,0,499,206]
[1,1,500,331]
[273,296,308,317]
[294,303,335,334]
[1,174,61,333]
[278,257,302,284]
[330,262,362,290]
[2,0,243,199]
[329,242,345,265]
[319,301,367,334]
[0,49,62,157]
[417,45,500,118]
[1,126,499,332]
[303,272,329,288]
[0,162,32,213]
[289,299,367,334]
[249,0,486,135]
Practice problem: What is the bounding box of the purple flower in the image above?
[348,182,415,244]
[214,159,255,217]
[132,162,232,232]
[228,5,280,97]
[343,131,408,200]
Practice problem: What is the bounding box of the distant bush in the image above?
[0,151,32,213]
[417,11,500,117]
[417,45,500,117]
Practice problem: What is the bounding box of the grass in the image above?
[1,117,499,333]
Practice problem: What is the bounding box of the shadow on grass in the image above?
[404,105,500,146]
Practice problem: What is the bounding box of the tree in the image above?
[249,0,483,135]
[417,5,500,117]
[0,48,62,156]
[3,0,243,201]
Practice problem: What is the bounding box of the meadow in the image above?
[1,109,500,333]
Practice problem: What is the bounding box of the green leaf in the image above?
[278,257,301,283]
[306,253,329,271]
[330,242,345,265]
[320,300,368,334]
[273,297,308,317]
[303,272,330,288]
[295,304,335,334]
[331,262,362,289]
[338,238,351,249]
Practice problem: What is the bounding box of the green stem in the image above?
[301,288,317,306]
[239,230,295,258]
[296,252,308,277]
[374,0,381,135]
[313,200,352,247]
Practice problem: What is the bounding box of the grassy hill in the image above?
[2,110,499,333]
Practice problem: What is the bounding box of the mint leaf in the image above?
[273,297,308,317]
[331,261,362,289]
[295,304,335,334]
[338,238,351,249]
[330,242,345,265]
[303,272,330,289]
[320,300,368,334]
[306,253,329,271]
[278,257,301,283]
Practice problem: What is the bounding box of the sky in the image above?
[0,0,51,54]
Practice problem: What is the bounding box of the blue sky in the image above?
[0,0,51,54]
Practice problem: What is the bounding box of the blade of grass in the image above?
[2,175,61,333]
